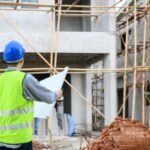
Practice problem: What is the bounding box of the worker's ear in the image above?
[22,59,24,65]
[18,59,24,69]
[21,59,24,67]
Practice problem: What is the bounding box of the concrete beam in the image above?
[0,32,116,54]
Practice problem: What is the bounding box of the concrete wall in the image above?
[91,0,116,32]
[0,0,55,51]
[58,17,82,31]
[0,10,52,52]
[56,0,91,32]
[0,11,116,54]
[57,16,91,32]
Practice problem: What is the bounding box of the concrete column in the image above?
[102,0,116,125]
[71,74,87,130]
[85,73,92,130]
[104,52,117,125]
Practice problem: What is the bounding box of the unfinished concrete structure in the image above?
[0,0,117,131]
[0,0,149,135]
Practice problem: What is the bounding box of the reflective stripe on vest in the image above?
[0,122,32,131]
[0,107,33,117]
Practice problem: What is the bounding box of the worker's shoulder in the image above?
[24,73,38,83]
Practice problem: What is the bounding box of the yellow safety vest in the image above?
[0,71,34,144]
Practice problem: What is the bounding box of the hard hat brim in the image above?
[4,57,24,63]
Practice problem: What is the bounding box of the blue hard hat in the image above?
[3,40,25,63]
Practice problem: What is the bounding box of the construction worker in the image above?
[0,40,62,150]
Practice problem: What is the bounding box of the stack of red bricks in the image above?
[87,117,150,150]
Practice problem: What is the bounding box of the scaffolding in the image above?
[0,0,149,128]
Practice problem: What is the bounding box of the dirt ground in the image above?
[33,135,90,150]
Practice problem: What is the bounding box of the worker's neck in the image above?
[8,64,18,68]
[7,65,19,71]
[7,63,21,70]
[6,60,23,70]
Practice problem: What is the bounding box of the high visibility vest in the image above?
[0,71,34,144]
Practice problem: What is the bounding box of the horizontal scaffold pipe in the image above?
[0,9,129,14]
[0,67,150,73]
[0,2,149,9]
[0,8,146,14]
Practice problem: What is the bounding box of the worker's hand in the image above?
[55,90,62,99]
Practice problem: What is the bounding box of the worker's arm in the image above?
[23,73,59,104]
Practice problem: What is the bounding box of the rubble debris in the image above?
[33,141,42,150]
[86,117,150,150]
[33,140,51,150]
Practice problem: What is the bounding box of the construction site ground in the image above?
[33,132,99,150]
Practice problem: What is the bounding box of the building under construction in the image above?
[0,0,149,149]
